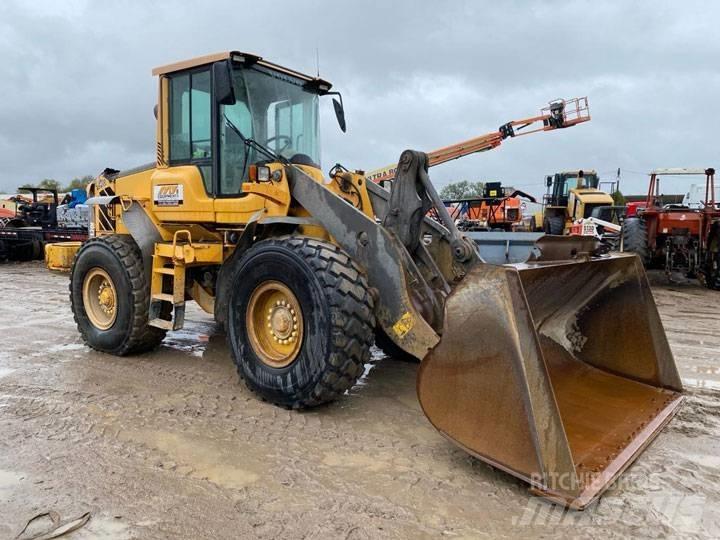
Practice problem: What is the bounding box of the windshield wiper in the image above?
[223,114,289,165]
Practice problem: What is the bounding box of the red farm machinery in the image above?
[622,167,720,288]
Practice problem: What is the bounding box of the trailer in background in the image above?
[0,187,88,262]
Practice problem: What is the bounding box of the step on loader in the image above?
[70,51,683,509]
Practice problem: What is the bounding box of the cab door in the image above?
[212,73,266,224]
[152,68,215,222]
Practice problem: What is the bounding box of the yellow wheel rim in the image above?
[82,267,118,330]
[246,281,304,368]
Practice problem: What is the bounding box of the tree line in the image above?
[19,175,94,193]
[440,179,626,205]
[439,180,485,200]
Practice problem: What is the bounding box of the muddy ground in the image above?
[0,262,718,539]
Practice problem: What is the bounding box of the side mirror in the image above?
[212,60,236,105]
[333,97,346,133]
[546,175,553,187]
[326,92,346,132]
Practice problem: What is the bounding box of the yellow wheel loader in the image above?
[71,51,683,509]
[542,169,615,234]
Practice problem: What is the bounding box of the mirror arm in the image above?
[326,91,344,108]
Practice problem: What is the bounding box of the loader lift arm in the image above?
[365,97,590,184]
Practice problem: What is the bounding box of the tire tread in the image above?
[70,235,165,356]
[623,218,650,264]
[232,235,375,409]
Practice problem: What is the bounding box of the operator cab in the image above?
[16,187,59,228]
[548,170,600,204]
[153,51,345,197]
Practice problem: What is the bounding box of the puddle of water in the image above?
[682,377,720,391]
[73,515,131,540]
[118,429,266,490]
[47,343,87,353]
[0,367,16,378]
[322,452,388,472]
[355,362,377,387]
[685,453,720,469]
[0,469,25,495]
[162,328,212,358]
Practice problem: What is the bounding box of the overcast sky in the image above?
[0,1,717,198]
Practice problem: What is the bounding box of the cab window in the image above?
[218,66,320,195]
[563,177,578,196]
[220,98,254,194]
[169,69,212,191]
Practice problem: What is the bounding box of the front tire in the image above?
[622,218,650,264]
[543,215,564,235]
[705,254,720,290]
[703,226,720,290]
[227,236,375,409]
[70,235,166,355]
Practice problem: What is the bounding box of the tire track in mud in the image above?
[1,263,720,538]
[0,350,502,538]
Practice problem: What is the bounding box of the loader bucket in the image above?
[417,253,683,509]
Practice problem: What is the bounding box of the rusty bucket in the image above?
[417,253,683,509]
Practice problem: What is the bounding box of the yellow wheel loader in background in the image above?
[541,169,615,234]
[71,51,683,509]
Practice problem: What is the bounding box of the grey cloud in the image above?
[0,0,717,198]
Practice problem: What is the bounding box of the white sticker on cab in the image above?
[154,184,184,206]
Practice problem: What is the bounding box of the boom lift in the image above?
[70,52,682,509]
[365,97,590,185]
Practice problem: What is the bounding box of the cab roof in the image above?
[151,50,333,92]
[558,169,598,176]
[650,168,711,176]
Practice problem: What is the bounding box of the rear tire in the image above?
[13,238,43,261]
[703,226,720,290]
[622,218,650,264]
[705,256,720,290]
[227,236,375,409]
[543,215,564,235]
[10,243,33,261]
[70,235,166,355]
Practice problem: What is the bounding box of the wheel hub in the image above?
[98,283,115,314]
[247,281,304,368]
[82,268,118,330]
[268,300,298,344]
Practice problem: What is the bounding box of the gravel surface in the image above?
[0,262,718,539]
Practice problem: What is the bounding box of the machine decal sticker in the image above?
[393,311,414,339]
[154,184,184,206]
